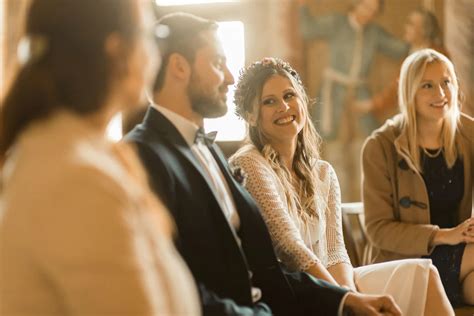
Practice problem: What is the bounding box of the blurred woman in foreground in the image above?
[0,0,200,314]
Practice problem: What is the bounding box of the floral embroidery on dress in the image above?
[230,166,247,186]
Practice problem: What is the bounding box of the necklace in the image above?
[422,147,443,158]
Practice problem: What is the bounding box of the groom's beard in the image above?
[187,72,228,119]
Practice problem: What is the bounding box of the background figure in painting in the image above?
[0,0,200,314]
[298,0,408,201]
[444,0,474,116]
[362,49,474,307]
[363,8,449,121]
[230,57,453,316]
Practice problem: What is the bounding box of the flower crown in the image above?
[234,57,303,120]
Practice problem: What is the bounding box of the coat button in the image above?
[398,159,409,170]
[399,196,411,208]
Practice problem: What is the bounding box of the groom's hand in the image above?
[343,292,402,316]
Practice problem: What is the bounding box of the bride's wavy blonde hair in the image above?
[234,58,324,220]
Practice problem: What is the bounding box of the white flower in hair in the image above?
[17,35,48,65]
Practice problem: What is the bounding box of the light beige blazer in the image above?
[0,111,200,315]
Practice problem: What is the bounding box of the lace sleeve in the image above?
[323,163,352,268]
[230,151,321,271]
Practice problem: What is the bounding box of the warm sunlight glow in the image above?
[156,0,238,6]
[106,113,123,142]
[204,21,246,141]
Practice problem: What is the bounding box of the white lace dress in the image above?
[230,145,433,316]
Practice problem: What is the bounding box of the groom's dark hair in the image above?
[153,12,218,92]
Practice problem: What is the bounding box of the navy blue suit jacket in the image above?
[125,107,347,316]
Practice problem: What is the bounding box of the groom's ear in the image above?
[167,53,192,83]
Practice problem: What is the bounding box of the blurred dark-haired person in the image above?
[359,8,450,120]
[297,0,409,202]
[0,0,199,315]
[362,49,474,307]
[126,12,403,316]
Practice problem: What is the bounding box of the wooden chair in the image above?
[341,202,371,267]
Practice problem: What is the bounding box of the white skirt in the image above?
[354,258,432,316]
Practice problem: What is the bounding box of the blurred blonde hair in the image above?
[398,48,461,172]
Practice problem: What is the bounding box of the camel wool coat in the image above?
[362,113,473,263]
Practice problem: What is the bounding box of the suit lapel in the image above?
[143,108,222,202]
[210,144,292,270]
[207,143,264,220]
[143,107,251,265]
[208,144,247,202]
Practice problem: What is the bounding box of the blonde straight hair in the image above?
[398,48,461,172]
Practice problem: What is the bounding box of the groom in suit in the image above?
[125,12,401,316]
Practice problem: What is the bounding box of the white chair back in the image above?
[341,202,372,267]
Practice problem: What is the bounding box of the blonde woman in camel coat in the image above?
[362,49,474,306]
